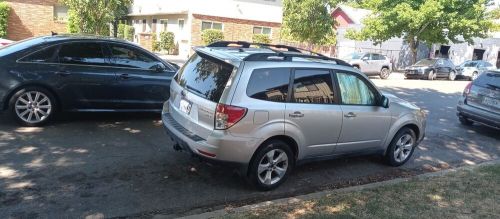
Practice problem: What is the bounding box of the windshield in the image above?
[0,37,45,57]
[414,59,436,66]
[343,53,362,60]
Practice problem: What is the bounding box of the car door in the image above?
[359,53,372,73]
[334,71,391,154]
[56,41,119,110]
[106,43,175,110]
[284,68,343,158]
[435,59,449,77]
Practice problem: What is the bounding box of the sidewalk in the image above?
[175,160,500,219]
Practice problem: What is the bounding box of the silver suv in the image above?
[162,42,426,190]
[343,52,393,79]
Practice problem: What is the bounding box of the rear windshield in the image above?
[474,71,500,88]
[0,37,45,57]
[414,59,436,66]
[174,53,234,102]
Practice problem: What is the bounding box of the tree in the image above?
[159,31,175,53]
[0,1,9,38]
[201,29,224,45]
[346,0,494,64]
[282,0,337,46]
[252,34,272,44]
[489,7,500,32]
[61,0,132,35]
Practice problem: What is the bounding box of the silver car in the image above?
[343,52,393,79]
[456,60,496,81]
[162,42,426,190]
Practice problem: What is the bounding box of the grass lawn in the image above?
[222,164,500,219]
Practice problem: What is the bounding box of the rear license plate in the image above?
[482,97,499,109]
[179,99,192,115]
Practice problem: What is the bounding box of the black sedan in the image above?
[404,58,457,80]
[0,35,178,126]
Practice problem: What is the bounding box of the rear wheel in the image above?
[248,140,294,191]
[9,87,56,127]
[379,67,390,79]
[459,116,474,126]
[448,71,456,81]
[471,72,479,81]
[385,127,417,166]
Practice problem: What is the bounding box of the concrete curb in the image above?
[164,159,500,219]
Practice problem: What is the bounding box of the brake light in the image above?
[463,82,472,97]
[215,103,247,130]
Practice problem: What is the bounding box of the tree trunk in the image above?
[113,20,118,37]
[408,37,419,64]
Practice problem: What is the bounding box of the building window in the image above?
[201,21,223,31]
[54,4,69,22]
[142,19,147,32]
[160,19,168,32]
[178,19,185,31]
[253,26,272,35]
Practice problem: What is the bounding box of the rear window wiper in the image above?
[186,85,205,97]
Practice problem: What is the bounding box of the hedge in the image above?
[159,31,175,53]
[117,23,126,39]
[201,29,224,45]
[0,2,10,38]
[124,25,134,41]
[252,34,271,44]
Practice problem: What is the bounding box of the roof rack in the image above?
[206,41,351,67]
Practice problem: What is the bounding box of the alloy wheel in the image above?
[393,133,414,163]
[15,91,52,124]
[257,149,289,185]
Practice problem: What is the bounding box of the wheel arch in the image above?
[4,83,61,111]
[247,135,299,176]
[383,120,421,156]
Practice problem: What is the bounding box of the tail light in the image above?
[215,103,247,130]
[463,82,473,97]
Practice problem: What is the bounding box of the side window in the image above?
[58,42,106,65]
[292,69,336,104]
[336,72,377,105]
[108,44,160,70]
[484,62,493,67]
[246,68,290,102]
[361,53,370,60]
[20,45,58,63]
[372,54,382,60]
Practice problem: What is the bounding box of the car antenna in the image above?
[51,31,58,36]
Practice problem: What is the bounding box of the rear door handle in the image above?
[289,111,304,118]
[55,71,71,77]
[344,112,357,118]
[119,74,131,79]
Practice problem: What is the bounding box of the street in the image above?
[0,74,499,218]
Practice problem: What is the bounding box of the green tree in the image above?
[346,0,494,64]
[159,31,175,53]
[282,0,337,47]
[61,0,132,35]
[252,34,272,44]
[489,7,500,32]
[201,29,224,45]
[0,1,10,38]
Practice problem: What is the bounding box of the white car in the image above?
[456,60,496,80]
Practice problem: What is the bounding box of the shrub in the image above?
[151,33,160,52]
[0,2,10,38]
[201,29,224,45]
[117,23,126,39]
[159,31,175,54]
[252,34,271,44]
[124,25,134,41]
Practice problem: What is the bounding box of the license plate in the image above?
[179,99,192,114]
[482,97,499,109]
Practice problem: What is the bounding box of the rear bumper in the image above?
[161,112,256,167]
[457,102,500,129]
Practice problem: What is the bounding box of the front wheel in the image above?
[379,67,390,79]
[448,71,456,81]
[9,87,56,127]
[427,70,435,80]
[471,72,479,81]
[248,140,294,191]
[385,127,417,166]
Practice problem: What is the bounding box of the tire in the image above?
[248,140,294,191]
[9,86,57,127]
[385,127,417,167]
[459,116,474,126]
[448,71,456,81]
[427,70,435,80]
[379,67,390,79]
[471,72,478,81]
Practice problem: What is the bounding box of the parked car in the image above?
[162,41,426,190]
[342,52,392,79]
[404,58,457,80]
[0,35,179,126]
[457,70,500,129]
[456,60,496,80]
[0,38,13,47]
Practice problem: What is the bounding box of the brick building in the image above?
[128,0,283,58]
[4,0,68,41]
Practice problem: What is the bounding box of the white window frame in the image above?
[253,26,272,36]
[159,19,168,32]
[178,19,185,31]
[201,21,224,31]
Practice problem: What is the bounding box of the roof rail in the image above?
[206,41,349,66]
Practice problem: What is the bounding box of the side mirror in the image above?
[152,63,166,73]
[380,95,389,108]
[362,57,369,61]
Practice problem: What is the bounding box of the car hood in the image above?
[382,91,421,110]
[406,65,431,70]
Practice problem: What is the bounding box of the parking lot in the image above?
[1,73,499,218]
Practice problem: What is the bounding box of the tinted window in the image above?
[108,44,159,70]
[175,53,234,102]
[0,37,45,58]
[20,45,58,63]
[336,72,376,105]
[373,54,385,60]
[58,42,106,65]
[474,71,500,88]
[247,68,290,102]
[292,69,335,104]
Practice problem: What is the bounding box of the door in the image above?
[106,43,175,110]
[334,71,391,154]
[56,42,118,110]
[435,59,450,77]
[285,69,343,158]
[358,53,372,73]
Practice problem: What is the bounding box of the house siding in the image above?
[5,0,67,41]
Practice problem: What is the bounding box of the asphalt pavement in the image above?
[0,73,498,218]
